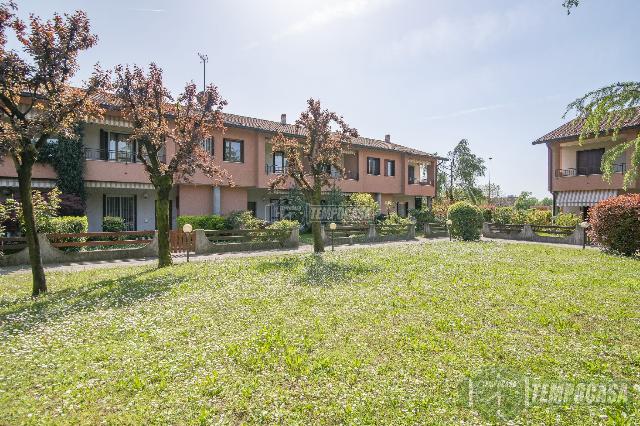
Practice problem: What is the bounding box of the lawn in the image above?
[1,241,639,424]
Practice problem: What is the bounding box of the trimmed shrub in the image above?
[431,200,450,223]
[102,216,126,232]
[524,209,551,226]
[555,212,580,227]
[178,215,228,231]
[409,208,435,226]
[493,207,514,225]
[266,219,299,230]
[479,205,495,223]
[447,201,483,241]
[48,216,88,252]
[379,213,413,226]
[227,210,266,229]
[587,194,640,256]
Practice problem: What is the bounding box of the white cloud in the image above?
[390,4,537,57]
[244,0,396,50]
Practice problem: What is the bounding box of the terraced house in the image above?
[534,111,640,217]
[0,108,439,231]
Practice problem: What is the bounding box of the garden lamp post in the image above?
[446,219,453,241]
[183,223,193,262]
[580,221,589,250]
[329,222,337,251]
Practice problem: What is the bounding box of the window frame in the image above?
[223,138,244,163]
[367,157,381,176]
[384,159,396,177]
[200,137,214,156]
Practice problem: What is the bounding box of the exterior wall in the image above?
[549,131,639,192]
[86,188,159,232]
[178,185,213,216]
[1,113,439,224]
[220,187,248,215]
[0,158,57,180]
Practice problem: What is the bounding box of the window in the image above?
[408,164,416,184]
[367,157,380,175]
[200,137,214,156]
[576,148,605,175]
[415,197,423,211]
[247,201,257,217]
[273,151,285,173]
[223,139,244,162]
[384,159,395,176]
[99,130,134,162]
[103,195,136,231]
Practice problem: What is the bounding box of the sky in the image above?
[14,0,640,198]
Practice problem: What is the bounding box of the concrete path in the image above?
[0,237,594,276]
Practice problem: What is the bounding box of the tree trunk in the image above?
[310,188,325,253]
[15,157,47,296]
[155,179,172,268]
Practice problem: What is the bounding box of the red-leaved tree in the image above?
[0,2,107,296]
[269,99,358,253]
[113,63,232,267]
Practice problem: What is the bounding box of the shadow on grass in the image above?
[255,253,382,287]
[0,269,185,336]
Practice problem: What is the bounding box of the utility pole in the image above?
[487,157,493,204]
[197,53,208,91]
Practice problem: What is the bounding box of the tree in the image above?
[562,2,640,188]
[269,99,358,253]
[480,183,502,204]
[441,139,486,204]
[0,2,107,296]
[113,63,231,267]
[514,191,538,210]
[540,197,553,207]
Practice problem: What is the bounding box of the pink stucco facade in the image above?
[0,110,439,229]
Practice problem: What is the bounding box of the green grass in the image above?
[299,231,314,245]
[1,241,639,424]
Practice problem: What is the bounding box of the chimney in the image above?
[384,134,391,143]
[280,114,287,125]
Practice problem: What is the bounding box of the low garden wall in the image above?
[0,232,159,267]
[482,222,585,245]
[320,223,416,245]
[193,227,299,254]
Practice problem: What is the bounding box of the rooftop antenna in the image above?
[197,52,208,91]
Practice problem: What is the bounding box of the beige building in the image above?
[533,111,640,217]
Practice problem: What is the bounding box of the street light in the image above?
[487,156,493,204]
[329,222,337,251]
[446,219,453,241]
[579,221,590,250]
[183,223,193,262]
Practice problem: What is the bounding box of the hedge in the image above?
[48,216,89,252]
[587,194,640,256]
[177,215,229,231]
[447,202,483,241]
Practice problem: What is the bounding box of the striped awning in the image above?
[0,178,56,188]
[556,190,618,207]
[85,181,155,190]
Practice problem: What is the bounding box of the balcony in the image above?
[265,164,288,175]
[408,176,433,186]
[85,148,166,164]
[555,163,625,178]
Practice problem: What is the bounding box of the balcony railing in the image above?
[265,164,288,175]
[85,148,136,163]
[85,148,166,164]
[408,177,433,185]
[555,163,626,178]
